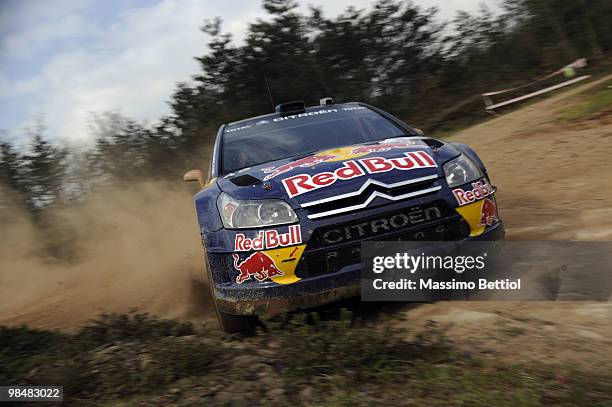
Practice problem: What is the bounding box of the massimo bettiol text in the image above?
[360,241,612,301]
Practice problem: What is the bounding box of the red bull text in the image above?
[452,180,494,206]
[262,142,423,181]
[234,225,302,251]
[282,151,437,198]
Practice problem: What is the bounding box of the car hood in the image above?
[216,137,461,208]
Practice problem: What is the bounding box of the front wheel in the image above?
[215,310,259,335]
[204,253,260,335]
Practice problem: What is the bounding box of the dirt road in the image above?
[389,73,612,370]
[456,74,612,241]
[1,74,610,369]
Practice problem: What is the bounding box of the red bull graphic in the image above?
[234,225,302,251]
[350,141,419,154]
[261,141,423,181]
[452,180,495,206]
[233,252,283,284]
[360,151,437,172]
[454,191,498,236]
[282,151,438,198]
[262,154,337,181]
[479,198,498,226]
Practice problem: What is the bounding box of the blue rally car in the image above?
[184,99,504,333]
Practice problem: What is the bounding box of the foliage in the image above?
[560,79,612,121]
[1,312,611,405]
[75,311,196,345]
[2,0,612,211]
[0,122,67,210]
[0,313,220,396]
[265,311,448,380]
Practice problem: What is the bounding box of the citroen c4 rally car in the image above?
[184,99,504,333]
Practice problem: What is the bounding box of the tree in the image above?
[5,0,612,212]
[20,133,67,209]
[0,141,25,208]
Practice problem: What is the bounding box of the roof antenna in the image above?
[264,74,275,111]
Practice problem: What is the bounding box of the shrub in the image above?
[76,311,195,345]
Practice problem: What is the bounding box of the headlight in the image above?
[443,154,483,188]
[217,192,298,229]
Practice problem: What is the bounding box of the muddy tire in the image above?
[204,253,260,335]
[216,310,259,335]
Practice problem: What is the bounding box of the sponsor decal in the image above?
[232,244,306,285]
[262,140,424,180]
[226,107,368,133]
[479,198,498,226]
[283,160,363,198]
[263,154,336,181]
[360,151,437,172]
[455,196,499,237]
[225,125,252,133]
[282,151,437,198]
[233,252,283,284]
[350,141,422,155]
[452,180,494,206]
[273,108,347,122]
[234,225,302,252]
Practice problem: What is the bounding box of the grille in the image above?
[302,175,441,219]
[296,204,470,279]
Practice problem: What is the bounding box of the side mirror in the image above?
[413,128,425,136]
[183,169,205,188]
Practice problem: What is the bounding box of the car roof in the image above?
[225,101,362,128]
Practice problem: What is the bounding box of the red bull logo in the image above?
[479,198,498,226]
[262,154,337,181]
[233,252,283,284]
[452,180,494,206]
[283,151,438,198]
[234,225,302,251]
[261,142,423,181]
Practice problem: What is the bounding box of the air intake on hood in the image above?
[421,138,444,149]
[230,174,261,186]
[275,101,305,116]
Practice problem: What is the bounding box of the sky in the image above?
[0,0,500,147]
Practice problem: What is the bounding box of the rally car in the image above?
[184,99,504,333]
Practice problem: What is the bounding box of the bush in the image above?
[76,311,195,345]
[0,325,66,356]
[0,325,68,384]
[263,311,449,380]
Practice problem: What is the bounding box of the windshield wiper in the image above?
[282,149,322,161]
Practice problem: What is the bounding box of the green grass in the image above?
[1,311,611,406]
[560,80,612,122]
[75,311,195,345]
[0,312,223,398]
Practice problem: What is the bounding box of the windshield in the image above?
[221,105,406,174]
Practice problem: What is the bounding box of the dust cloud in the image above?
[0,181,212,330]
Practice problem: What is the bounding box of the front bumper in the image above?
[213,221,505,316]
